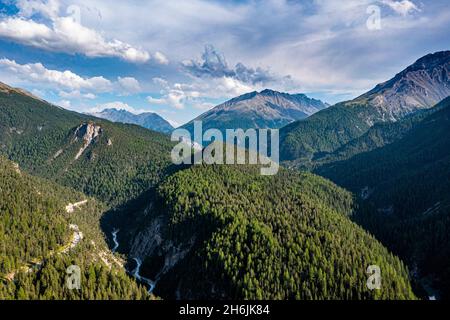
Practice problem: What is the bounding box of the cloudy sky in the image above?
[0,0,448,126]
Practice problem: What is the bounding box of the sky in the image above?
[0,0,449,127]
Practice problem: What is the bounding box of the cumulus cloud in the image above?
[0,58,112,92]
[58,99,71,108]
[156,44,294,109]
[16,0,61,19]
[1,0,444,112]
[59,90,96,99]
[117,76,141,95]
[182,44,278,85]
[0,58,141,96]
[177,44,297,106]
[148,79,201,110]
[148,73,256,110]
[147,90,186,110]
[0,0,171,64]
[152,77,169,87]
[147,96,167,105]
[153,51,169,65]
[381,0,420,16]
[0,16,150,63]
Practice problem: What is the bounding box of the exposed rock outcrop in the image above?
[65,200,88,213]
[358,51,450,121]
[73,123,102,160]
[127,204,196,284]
[182,89,329,133]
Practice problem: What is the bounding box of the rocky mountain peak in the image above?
[359,51,450,120]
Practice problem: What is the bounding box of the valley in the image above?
[1,50,449,301]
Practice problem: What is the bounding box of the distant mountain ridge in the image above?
[355,51,450,121]
[280,51,450,163]
[90,108,174,134]
[0,81,47,103]
[182,89,328,133]
[0,83,174,206]
[315,97,450,299]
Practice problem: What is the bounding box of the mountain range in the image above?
[315,96,450,299]
[90,108,174,134]
[1,50,450,301]
[0,79,414,300]
[182,89,328,134]
[0,81,174,205]
[280,51,450,165]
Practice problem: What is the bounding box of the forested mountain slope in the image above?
[0,157,150,300]
[303,98,450,170]
[0,82,173,206]
[315,97,450,299]
[113,163,416,300]
[280,51,450,164]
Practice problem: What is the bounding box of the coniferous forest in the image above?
[0,2,449,304]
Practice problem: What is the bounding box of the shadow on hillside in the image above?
[99,162,189,255]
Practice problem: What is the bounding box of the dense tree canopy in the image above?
[0,90,174,206]
[316,97,450,299]
[150,164,416,300]
[0,157,151,300]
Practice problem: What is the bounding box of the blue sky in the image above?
[0,0,449,127]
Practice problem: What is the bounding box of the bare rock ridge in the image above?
[183,89,329,132]
[73,123,102,160]
[357,50,450,121]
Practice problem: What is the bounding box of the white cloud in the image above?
[58,99,71,108]
[0,58,145,97]
[0,16,151,63]
[147,89,186,110]
[0,18,53,42]
[381,0,420,16]
[154,51,169,65]
[0,1,173,64]
[2,0,446,110]
[182,45,279,85]
[147,96,167,105]
[149,71,258,110]
[213,77,254,97]
[16,0,61,19]
[117,76,141,95]
[59,90,96,99]
[153,77,169,87]
[0,58,112,92]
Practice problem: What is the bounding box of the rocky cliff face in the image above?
[217,89,328,116]
[358,51,450,121]
[107,196,198,298]
[127,210,195,282]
